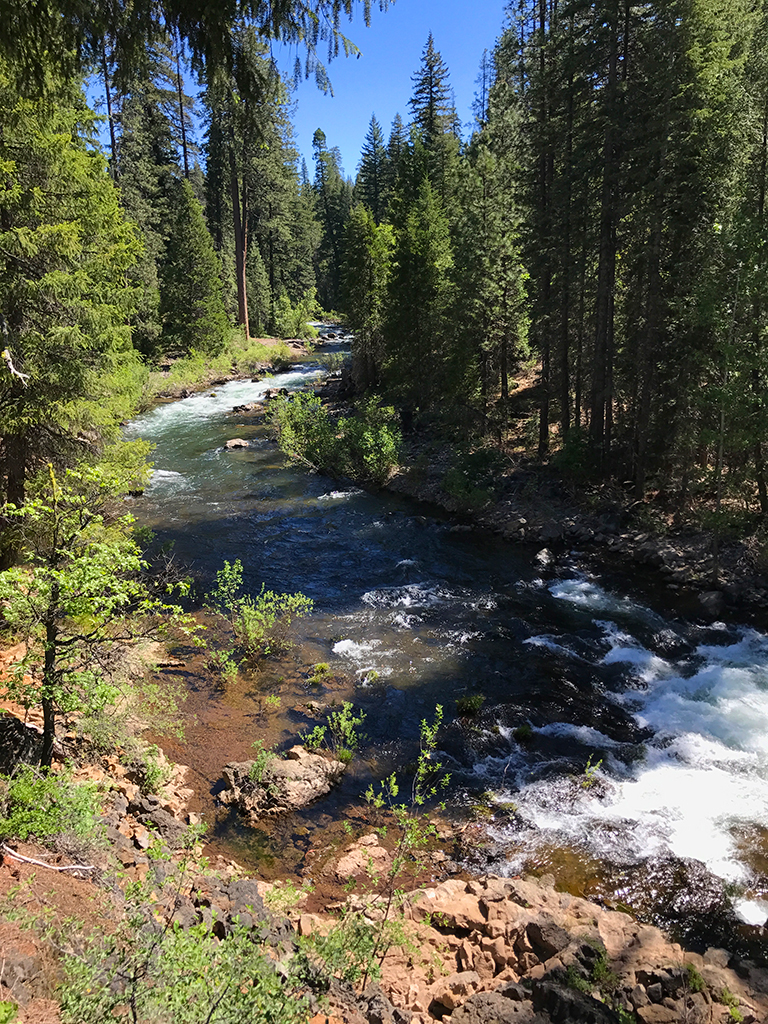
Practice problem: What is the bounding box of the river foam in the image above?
[483,578,768,925]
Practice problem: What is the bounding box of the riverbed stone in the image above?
[224,437,249,449]
[335,834,391,880]
[220,746,346,820]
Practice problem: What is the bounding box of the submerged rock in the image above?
[220,745,346,821]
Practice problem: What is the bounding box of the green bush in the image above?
[272,291,319,341]
[207,560,313,660]
[61,914,310,1024]
[456,694,484,716]
[0,765,101,844]
[270,393,401,486]
[249,740,276,783]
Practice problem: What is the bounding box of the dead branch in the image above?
[1,843,94,872]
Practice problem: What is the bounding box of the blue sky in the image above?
[274,0,511,179]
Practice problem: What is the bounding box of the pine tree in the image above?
[356,114,389,224]
[341,203,394,388]
[160,179,229,354]
[383,177,453,411]
[407,34,461,204]
[0,59,143,561]
[117,80,179,355]
[454,123,528,435]
[312,128,353,309]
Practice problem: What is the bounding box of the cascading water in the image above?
[125,333,768,953]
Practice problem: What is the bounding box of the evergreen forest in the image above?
[2,0,768,526]
[3,3,768,1019]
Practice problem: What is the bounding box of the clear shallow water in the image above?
[126,343,768,949]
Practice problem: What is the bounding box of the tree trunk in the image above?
[101,46,119,183]
[589,4,621,467]
[176,43,190,179]
[0,431,27,570]
[40,596,59,768]
[228,142,250,338]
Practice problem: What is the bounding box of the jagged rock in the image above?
[430,971,482,1012]
[531,978,622,1023]
[335,834,391,880]
[224,438,249,449]
[220,746,346,821]
[699,590,726,618]
[449,991,546,1023]
[0,714,41,772]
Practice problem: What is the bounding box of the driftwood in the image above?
[1,843,94,872]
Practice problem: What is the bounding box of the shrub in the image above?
[249,741,276,783]
[61,900,309,1024]
[327,702,366,759]
[270,393,401,486]
[272,291,319,341]
[207,560,313,660]
[0,765,101,845]
[456,694,484,716]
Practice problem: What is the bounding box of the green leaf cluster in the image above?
[0,764,101,844]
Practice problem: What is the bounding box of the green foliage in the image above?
[513,723,533,743]
[160,178,230,355]
[208,648,241,687]
[308,662,331,684]
[301,725,327,751]
[297,910,382,987]
[720,987,743,1020]
[249,740,276,783]
[272,291,320,340]
[299,701,365,762]
[327,702,366,760]
[341,203,394,389]
[60,893,310,1024]
[686,964,705,994]
[0,1003,17,1024]
[0,465,195,765]
[207,558,313,660]
[136,744,173,795]
[582,755,603,790]
[270,393,339,473]
[361,706,450,986]
[263,878,314,916]
[456,693,484,715]
[0,60,145,515]
[270,392,401,486]
[0,765,101,844]
[565,943,618,999]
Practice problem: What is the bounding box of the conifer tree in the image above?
[341,204,394,388]
[384,177,453,411]
[356,114,389,224]
[408,33,461,205]
[160,179,229,354]
[312,128,353,309]
[0,59,143,560]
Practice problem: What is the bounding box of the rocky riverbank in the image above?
[3,780,768,1024]
[381,439,768,627]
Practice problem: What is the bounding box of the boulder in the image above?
[449,991,546,1024]
[225,438,249,449]
[430,971,481,1012]
[335,834,391,881]
[220,746,346,821]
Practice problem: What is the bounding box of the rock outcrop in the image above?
[353,875,768,1024]
[220,745,346,821]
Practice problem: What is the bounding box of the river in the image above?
[124,331,768,958]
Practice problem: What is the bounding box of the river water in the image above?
[125,335,768,956]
